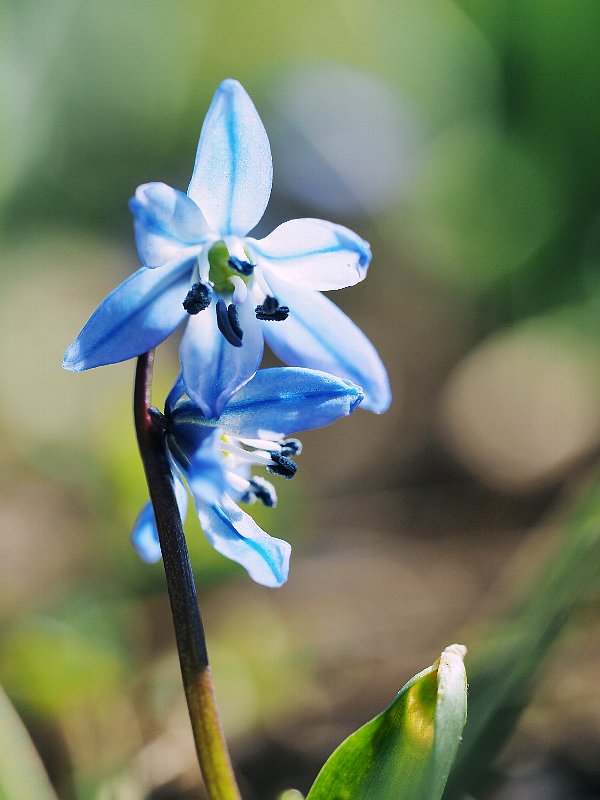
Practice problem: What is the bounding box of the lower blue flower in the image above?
[132,367,364,587]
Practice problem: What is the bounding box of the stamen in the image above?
[227,256,255,276]
[238,437,282,452]
[280,438,302,456]
[220,440,272,466]
[267,452,298,479]
[216,298,244,347]
[228,303,243,340]
[226,471,251,493]
[253,266,272,297]
[248,476,277,508]
[239,489,256,505]
[197,247,211,284]
[183,282,212,315]
[255,295,289,321]
[230,275,248,305]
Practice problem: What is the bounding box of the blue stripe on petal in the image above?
[188,79,273,237]
[180,296,264,419]
[130,183,211,268]
[248,218,371,291]
[63,260,193,371]
[214,367,364,439]
[262,276,391,414]
[197,494,290,588]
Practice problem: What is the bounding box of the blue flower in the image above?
[64,79,391,417]
[132,367,364,587]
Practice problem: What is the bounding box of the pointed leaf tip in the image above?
[306,645,468,800]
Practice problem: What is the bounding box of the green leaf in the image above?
[0,685,58,800]
[306,645,468,800]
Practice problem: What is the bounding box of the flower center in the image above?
[208,241,253,294]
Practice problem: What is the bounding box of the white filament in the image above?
[230,275,248,305]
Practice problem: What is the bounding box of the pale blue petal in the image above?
[63,260,193,371]
[197,494,290,588]
[262,275,391,414]
[248,218,371,290]
[180,296,264,419]
[188,79,272,237]
[131,475,189,563]
[215,367,364,439]
[170,429,227,507]
[130,182,211,268]
[131,502,162,563]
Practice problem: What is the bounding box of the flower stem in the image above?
[134,350,242,800]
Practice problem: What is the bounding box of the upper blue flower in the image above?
[132,366,364,587]
[64,79,391,417]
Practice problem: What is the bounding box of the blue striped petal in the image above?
[215,367,363,439]
[187,79,272,237]
[261,275,391,414]
[248,218,371,290]
[131,474,189,563]
[63,260,193,371]
[197,494,290,587]
[168,428,227,507]
[130,182,211,268]
[180,296,264,419]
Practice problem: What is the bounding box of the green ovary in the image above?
[207,240,252,294]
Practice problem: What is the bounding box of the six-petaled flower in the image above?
[132,367,364,587]
[63,79,391,418]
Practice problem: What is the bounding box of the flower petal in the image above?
[63,260,192,371]
[215,367,363,439]
[180,296,264,419]
[129,182,211,268]
[131,475,189,563]
[131,502,162,563]
[169,428,227,507]
[248,218,371,290]
[197,494,290,587]
[261,275,391,414]
[165,372,187,416]
[188,79,272,237]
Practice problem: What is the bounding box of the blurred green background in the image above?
[2,1,600,798]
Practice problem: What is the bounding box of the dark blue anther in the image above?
[280,438,302,457]
[227,302,243,340]
[267,452,298,479]
[227,256,255,276]
[216,298,244,347]
[248,476,278,507]
[255,295,289,321]
[183,282,212,314]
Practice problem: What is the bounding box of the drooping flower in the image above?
[64,79,390,417]
[132,367,364,587]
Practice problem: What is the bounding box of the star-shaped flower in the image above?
[132,367,364,587]
[64,79,390,417]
